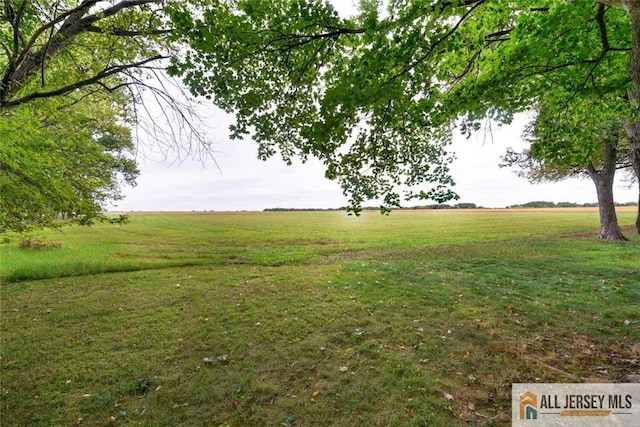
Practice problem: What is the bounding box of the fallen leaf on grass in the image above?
[468,402,475,411]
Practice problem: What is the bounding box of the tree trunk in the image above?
[623,119,640,234]
[594,1,640,233]
[623,1,640,234]
[589,172,628,241]
[637,185,640,233]
[585,137,628,241]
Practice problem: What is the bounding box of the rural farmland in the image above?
[1,208,638,426]
[4,0,640,425]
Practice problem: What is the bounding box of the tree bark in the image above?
[622,118,640,234]
[585,137,628,241]
[619,0,640,234]
[588,171,628,241]
[597,0,640,233]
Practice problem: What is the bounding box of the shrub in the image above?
[99,214,130,225]
[18,238,62,250]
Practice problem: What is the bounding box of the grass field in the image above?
[1,208,639,426]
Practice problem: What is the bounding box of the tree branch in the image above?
[1,0,167,104]
[382,0,485,88]
[596,0,625,8]
[84,26,174,37]
[2,55,166,108]
[17,1,100,68]
[259,26,365,53]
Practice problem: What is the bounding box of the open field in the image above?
[1,209,639,426]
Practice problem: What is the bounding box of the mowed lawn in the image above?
[1,208,638,426]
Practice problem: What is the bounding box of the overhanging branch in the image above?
[1,0,166,104]
[2,55,166,108]
[382,0,485,88]
[85,25,174,37]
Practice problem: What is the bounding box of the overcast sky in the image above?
[114,108,636,212]
[114,1,636,212]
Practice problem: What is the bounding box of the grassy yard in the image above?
[1,209,638,426]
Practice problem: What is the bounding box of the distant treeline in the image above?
[264,203,481,211]
[264,207,344,212]
[264,201,638,212]
[506,201,637,209]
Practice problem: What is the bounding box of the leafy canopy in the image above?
[0,1,200,231]
[502,97,631,183]
[169,0,637,212]
[169,0,465,213]
[0,92,138,232]
[0,0,178,109]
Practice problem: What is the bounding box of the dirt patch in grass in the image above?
[560,224,637,239]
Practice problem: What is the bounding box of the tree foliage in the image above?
[499,96,633,239]
[4,0,640,233]
[445,0,639,236]
[169,0,463,214]
[0,93,138,232]
[447,1,632,114]
[501,98,632,183]
[170,0,639,216]
[0,1,206,232]
[0,0,177,109]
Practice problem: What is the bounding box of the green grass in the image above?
[1,209,638,426]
